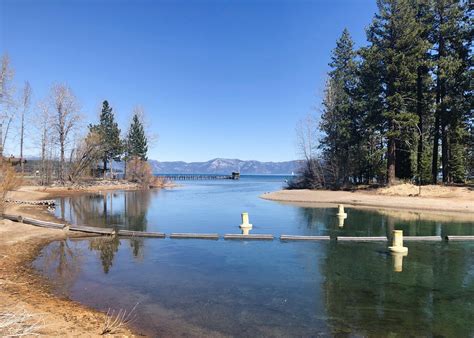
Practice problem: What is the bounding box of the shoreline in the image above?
[0,183,146,336]
[261,188,474,218]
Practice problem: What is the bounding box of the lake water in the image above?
[34,176,474,336]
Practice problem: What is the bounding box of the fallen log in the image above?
[69,225,115,235]
[169,233,219,239]
[224,234,274,240]
[337,236,388,242]
[280,235,330,241]
[118,230,165,238]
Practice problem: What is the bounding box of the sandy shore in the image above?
[261,185,474,218]
[0,184,140,336]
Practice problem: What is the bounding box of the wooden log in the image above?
[337,236,388,242]
[280,235,330,241]
[69,225,115,235]
[118,230,165,238]
[22,217,66,229]
[403,236,443,241]
[446,235,474,241]
[2,213,23,222]
[224,234,274,240]
[169,233,219,239]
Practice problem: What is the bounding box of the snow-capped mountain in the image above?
[148,158,301,175]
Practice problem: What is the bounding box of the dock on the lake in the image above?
[158,172,240,181]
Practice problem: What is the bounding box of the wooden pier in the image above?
[158,172,240,181]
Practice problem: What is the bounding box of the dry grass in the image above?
[0,307,44,336]
[0,163,22,214]
[101,303,138,335]
[127,157,169,188]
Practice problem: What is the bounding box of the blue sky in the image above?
[1,0,377,162]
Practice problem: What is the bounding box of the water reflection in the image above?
[321,242,474,336]
[89,236,121,274]
[38,240,83,295]
[57,190,156,261]
[35,238,474,336]
[43,181,474,335]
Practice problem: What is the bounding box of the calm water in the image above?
[34,176,474,336]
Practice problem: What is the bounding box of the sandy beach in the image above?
[261,184,474,217]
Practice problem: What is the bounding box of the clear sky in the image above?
[1,0,377,162]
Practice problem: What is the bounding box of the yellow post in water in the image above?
[239,212,253,235]
[391,251,408,272]
[336,204,347,227]
[389,230,408,254]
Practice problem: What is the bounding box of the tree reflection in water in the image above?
[88,236,120,274]
[64,190,155,272]
[39,240,83,295]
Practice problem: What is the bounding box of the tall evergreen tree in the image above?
[320,29,359,187]
[89,100,122,175]
[365,0,425,185]
[429,0,471,183]
[126,114,148,161]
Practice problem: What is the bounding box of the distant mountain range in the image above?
[148,158,302,175]
[24,156,302,175]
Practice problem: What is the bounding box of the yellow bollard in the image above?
[391,251,408,272]
[239,212,253,235]
[337,215,346,228]
[336,204,347,217]
[389,230,408,254]
[336,204,347,227]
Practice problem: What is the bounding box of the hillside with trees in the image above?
[295,0,472,189]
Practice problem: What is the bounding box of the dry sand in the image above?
[261,184,474,218]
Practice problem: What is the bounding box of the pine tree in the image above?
[89,100,123,175]
[320,29,359,187]
[126,114,148,161]
[366,0,424,185]
[430,0,471,183]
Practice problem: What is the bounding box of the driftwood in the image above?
[2,213,65,229]
[117,230,165,238]
[69,225,115,235]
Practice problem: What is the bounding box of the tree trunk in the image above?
[433,11,445,184]
[60,131,65,184]
[432,105,440,184]
[441,122,449,183]
[103,159,107,179]
[387,124,396,186]
[20,111,24,174]
[416,66,424,183]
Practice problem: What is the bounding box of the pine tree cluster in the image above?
[319,0,472,187]
[88,101,148,172]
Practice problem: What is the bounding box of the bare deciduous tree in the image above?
[0,54,16,157]
[19,81,31,174]
[68,131,105,182]
[49,84,81,184]
[291,113,327,189]
[296,113,319,162]
[35,100,53,185]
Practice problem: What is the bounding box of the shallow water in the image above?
[34,176,474,336]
